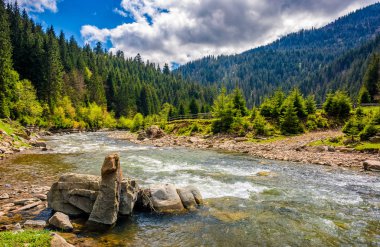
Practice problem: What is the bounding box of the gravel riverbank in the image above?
[110,130,380,168]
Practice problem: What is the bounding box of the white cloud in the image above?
[6,0,59,13]
[81,0,378,66]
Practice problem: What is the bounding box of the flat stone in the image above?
[35,194,47,201]
[23,220,46,229]
[14,198,39,205]
[0,193,10,199]
[363,160,380,172]
[12,201,41,212]
[50,233,75,247]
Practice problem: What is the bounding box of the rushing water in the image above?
[10,132,380,246]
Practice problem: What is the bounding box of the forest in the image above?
[0,0,216,129]
[176,3,380,106]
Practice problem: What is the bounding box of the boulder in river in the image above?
[146,125,165,139]
[119,179,139,215]
[147,184,185,213]
[48,212,73,231]
[88,153,122,226]
[363,160,380,172]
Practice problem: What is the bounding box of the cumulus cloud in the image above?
[81,0,377,65]
[6,0,59,13]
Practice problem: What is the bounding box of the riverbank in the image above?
[109,130,380,168]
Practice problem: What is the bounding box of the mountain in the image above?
[176,3,380,106]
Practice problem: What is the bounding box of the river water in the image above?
[14,132,380,246]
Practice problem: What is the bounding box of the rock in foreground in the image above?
[47,153,203,228]
[88,153,122,226]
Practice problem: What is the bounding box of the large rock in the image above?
[146,125,165,139]
[176,187,197,209]
[23,220,46,229]
[148,184,185,213]
[47,173,101,216]
[49,212,73,231]
[363,160,380,172]
[88,153,122,225]
[119,179,139,215]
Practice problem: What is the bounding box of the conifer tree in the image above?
[232,88,248,116]
[280,103,303,134]
[363,55,379,102]
[189,98,199,115]
[0,0,18,118]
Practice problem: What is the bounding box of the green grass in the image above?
[0,120,15,135]
[249,135,288,144]
[308,139,344,147]
[0,230,51,247]
[355,142,380,152]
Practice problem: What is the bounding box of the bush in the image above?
[359,124,378,141]
[306,113,329,130]
[131,113,144,132]
[118,117,133,129]
[323,91,352,120]
[252,112,272,136]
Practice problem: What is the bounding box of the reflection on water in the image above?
[6,132,380,246]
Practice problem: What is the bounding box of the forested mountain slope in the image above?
[0,1,216,122]
[176,3,380,105]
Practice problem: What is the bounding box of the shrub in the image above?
[323,91,352,120]
[252,112,272,136]
[118,117,133,129]
[359,124,378,141]
[131,113,144,132]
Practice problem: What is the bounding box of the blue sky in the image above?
[12,0,378,65]
[33,0,133,48]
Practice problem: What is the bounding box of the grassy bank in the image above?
[0,230,51,247]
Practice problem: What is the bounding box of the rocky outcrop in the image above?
[47,173,101,216]
[47,154,203,229]
[363,160,380,171]
[146,125,165,139]
[88,153,122,226]
[49,212,73,231]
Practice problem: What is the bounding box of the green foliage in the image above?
[362,54,379,102]
[0,230,51,247]
[12,79,42,124]
[189,98,199,115]
[280,103,304,135]
[232,88,248,117]
[131,113,144,132]
[323,91,352,120]
[342,118,361,140]
[260,90,285,119]
[252,111,272,136]
[281,89,308,119]
[211,88,234,133]
[305,95,317,115]
[306,113,329,130]
[117,116,133,129]
[358,86,371,104]
[359,124,378,141]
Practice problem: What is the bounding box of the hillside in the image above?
[176,3,380,106]
[0,1,216,128]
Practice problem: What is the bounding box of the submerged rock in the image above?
[50,233,75,247]
[49,212,73,231]
[23,220,47,229]
[88,153,122,226]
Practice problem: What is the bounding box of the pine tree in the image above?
[189,98,199,115]
[163,63,170,75]
[0,0,18,118]
[43,26,64,109]
[363,55,379,102]
[280,103,303,135]
[305,95,317,115]
[232,88,248,116]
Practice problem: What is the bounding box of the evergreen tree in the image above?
[363,55,379,102]
[189,98,199,115]
[43,26,64,109]
[280,103,303,135]
[0,0,18,118]
[178,103,186,116]
[305,95,317,115]
[232,88,248,116]
[163,63,170,75]
[358,86,371,104]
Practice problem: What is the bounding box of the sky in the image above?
[7,0,379,67]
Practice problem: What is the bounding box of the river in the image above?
[6,132,380,246]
